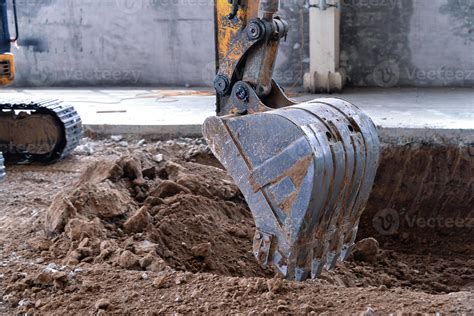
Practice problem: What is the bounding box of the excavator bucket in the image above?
[203,98,380,280]
[208,0,380,280]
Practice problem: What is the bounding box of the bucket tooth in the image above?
[203,98,380,280]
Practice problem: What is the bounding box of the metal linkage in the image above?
[214,0,289,116]
[0,99,83,164]
[203,97,380,281]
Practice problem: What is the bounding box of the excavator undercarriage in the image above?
[203,0,380,280]
[0,0,83,182]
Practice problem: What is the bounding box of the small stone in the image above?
[148,258,168,273]
[74,143,94,155]
[43,263,61,273]
[267,277,284,293]
[137,139,146,146]
[95,298,111,310]
[134,240,158,255]
[123,207,151,234]
[35,299,43,308]
[139,253,155,269]
[111,135,123,142]
[34,272,53,286]
[18,298,31,307]
[191,242,211,258]
[353,237,380,263]
[119,141,129,147]
[152,274,167,289]
[27,237,51,251]
[118,250,139,269]
[153,154,164,163]
[150,180,191,198]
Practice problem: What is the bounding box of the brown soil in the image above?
[0,138,472,314]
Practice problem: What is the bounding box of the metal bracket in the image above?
[253,231,273,267]
[308,0,340,11]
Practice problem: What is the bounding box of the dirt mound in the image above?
[43,152,272,278]
[39,144,473,293]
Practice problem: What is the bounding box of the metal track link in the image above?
[0,99,83,164]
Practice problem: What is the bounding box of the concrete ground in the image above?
[0,87,472,141]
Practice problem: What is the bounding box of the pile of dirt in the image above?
[42,149,271,278]
[36,141,472,293]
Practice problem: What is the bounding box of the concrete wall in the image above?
[341,0,474,87]
[10,0,308,88]
[8,0,474,88]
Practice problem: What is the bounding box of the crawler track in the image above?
[0,99,83,164]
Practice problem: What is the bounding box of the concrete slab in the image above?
[0,87,472,141]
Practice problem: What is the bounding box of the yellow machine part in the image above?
[0,53,15,86]
[214,0,260,70]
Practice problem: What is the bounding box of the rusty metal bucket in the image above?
[203,97,380,281]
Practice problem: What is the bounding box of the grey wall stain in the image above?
[439,0,474,43]
[275,0,309,89]
[340,0,414,87]
[408,0,474,87]
[17,37,48,52]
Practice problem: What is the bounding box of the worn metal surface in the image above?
[204,97,380,280]
[214,0,289,115]
[0,99,83,164]
[0,152,5,182]
[208,1,380,280]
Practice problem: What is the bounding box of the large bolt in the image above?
[247,20,264,40]
[235,85,249,102]
[213,75,230,95]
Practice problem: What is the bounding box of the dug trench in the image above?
[0,137,472,314]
